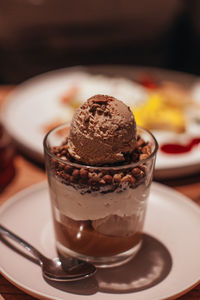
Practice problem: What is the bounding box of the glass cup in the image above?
[43,123,158,268]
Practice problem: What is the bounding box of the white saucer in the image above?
[0,181,200,300]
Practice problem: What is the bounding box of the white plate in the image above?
[1,65,200,178]
[0,181,200,300]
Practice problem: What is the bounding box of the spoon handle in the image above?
[0,224,44,264]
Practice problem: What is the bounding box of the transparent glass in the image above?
[43,123,158,268]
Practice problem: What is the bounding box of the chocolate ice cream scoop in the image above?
[68,95,137,165]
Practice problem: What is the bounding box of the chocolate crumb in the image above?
[103,175,113,184]
[49,134,152,192]
[80,168,88,179]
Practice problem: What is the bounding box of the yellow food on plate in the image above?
[133,93,186,133]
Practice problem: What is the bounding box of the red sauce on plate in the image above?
[138,75,158,89]
[161,138,200,154]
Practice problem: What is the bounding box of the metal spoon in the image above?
[0,224,96,282]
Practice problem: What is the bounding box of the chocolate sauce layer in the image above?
[53,213,142,257]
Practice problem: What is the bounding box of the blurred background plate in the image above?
[1,65,200,179]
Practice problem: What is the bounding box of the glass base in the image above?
[56,239,142,268]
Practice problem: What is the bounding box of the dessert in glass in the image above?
[44,95,158,268]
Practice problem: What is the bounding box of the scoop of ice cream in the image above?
[68,94,137,165]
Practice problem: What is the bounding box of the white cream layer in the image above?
[49,175,149,221]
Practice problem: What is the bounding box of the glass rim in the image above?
[43,123,158,170]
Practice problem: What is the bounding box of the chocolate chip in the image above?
[80,168,88,179]
[113,173,123,183]
[103,174,113,184]
[88,173,99,185]
[140,164,147,173]
[132,167,144,179]
[72,169,80,179]
[64,165,73,174]
[121,174,136,184]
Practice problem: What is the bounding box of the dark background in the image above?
[0,0,200,84]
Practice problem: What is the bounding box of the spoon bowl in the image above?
[0,224,96,282]
[41,256,96,282]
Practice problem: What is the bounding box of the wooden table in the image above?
[0,86,200,300]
